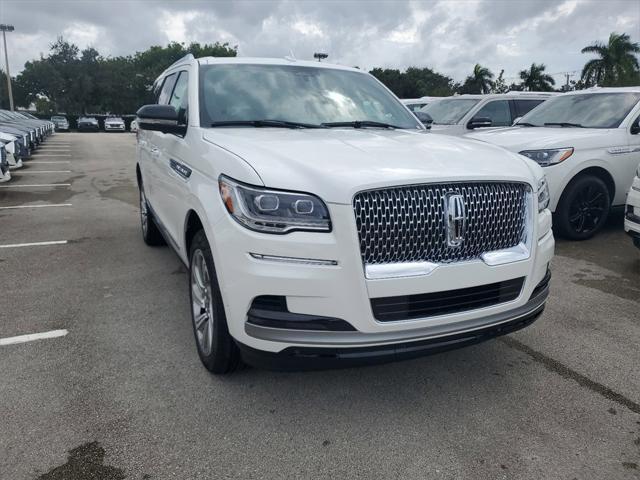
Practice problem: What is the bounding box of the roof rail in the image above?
[166,53,195,71]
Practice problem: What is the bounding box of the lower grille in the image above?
[371,277,525,322]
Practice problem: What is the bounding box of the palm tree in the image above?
[581,32,640,86]
[459,64,494,94]
[519,63,555,91]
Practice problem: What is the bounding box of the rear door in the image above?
[513,99,545,121]
[469,100,512,130]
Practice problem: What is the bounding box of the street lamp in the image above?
[313,52,328,62]
[0,24,15,111]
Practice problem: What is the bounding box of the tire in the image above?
[139,186,166,246]
[555,175,610,240]
[188,230,242,374]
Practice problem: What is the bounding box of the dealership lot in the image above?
[0,133,639,479]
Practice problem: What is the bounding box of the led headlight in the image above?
[520,147,574,167]
[537,177,550,212]
[219,175,331,234]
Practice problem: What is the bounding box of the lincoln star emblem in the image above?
[445,193,467,247]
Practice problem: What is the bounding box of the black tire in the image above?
[139,186,166,246]
[555,175,610,240]
[188,230,242,374]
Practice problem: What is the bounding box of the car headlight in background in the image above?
[219,175,331,234]
[520,147,574,167]
[537,177,550,212]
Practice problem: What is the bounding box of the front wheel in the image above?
[555,175,610,240]
[139,187,165,246]
[189,230,242,374]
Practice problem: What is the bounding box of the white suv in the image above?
[135,55,554,373]
[625,163,640,249]
[419,92,556,136]
[469,87,640,239]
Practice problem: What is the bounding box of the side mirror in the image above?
[512,116,522,126]
[631,119,640,135]
[136,104,186,135]
[467,117,492,130]
[414,111,433,129]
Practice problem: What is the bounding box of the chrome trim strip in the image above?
[365,261,438,279]
[245,288,548,346]
[481,242,530,265]
[249,253,338,266]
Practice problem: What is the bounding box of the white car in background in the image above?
[105,117,126,132]
[401,97,440,112]
[625,163,640,249]
[0,131,23,169]
[419,92,556,136]
[469,87,640,240]
[0,143,10,182]
[130,119,138,132]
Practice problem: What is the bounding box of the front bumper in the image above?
[208,199,555,360]
[624,177,640,248]
[105,124,125,131]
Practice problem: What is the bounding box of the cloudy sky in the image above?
[0,0,638,84]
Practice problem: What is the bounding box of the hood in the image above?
[467,126,617,152]
[202,128,537,204]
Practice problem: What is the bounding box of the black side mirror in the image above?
[631,119,640,135]
[414,111,433,129]
[467,117,492,130]
[136,104,186,135]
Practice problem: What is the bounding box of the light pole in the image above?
[0,24,15,111]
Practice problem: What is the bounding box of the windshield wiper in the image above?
[544,122,584,128]
[516,122,538,127]
[321,120,404,129]
[210,119,326,129]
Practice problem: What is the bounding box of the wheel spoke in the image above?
[191,283,205,306]
[194,311,208,331]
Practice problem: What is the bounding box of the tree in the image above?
[459,64,494,94]
[581,32,640,86]
[493,69,509,93]
[369,67,456,97]
[519,63,555,91]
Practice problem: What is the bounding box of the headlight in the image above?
[520,147,574,167]
[537,177,550,212]
[218,175,331,234]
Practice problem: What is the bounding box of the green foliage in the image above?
[11,37,237,114]
[458,64,494,94]
[518,63,555,91]
[369,67,456,98]
[581,32,640,87]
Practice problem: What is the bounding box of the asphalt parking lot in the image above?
[0,132,639,479]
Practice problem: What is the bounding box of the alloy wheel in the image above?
[567,184,606,235]
[191,249,215,356]
[140,190,149,235]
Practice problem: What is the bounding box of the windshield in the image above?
[521,92,640,128]
[419,98,480,125]
[52,116,66,121]
[199,64,422,129]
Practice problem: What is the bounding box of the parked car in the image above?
[0,131,23,168]
[51,115,70,131]
[105,116,125,132]
[135,55,554,374]
[0,112,40,149]
[468,87,640,239]
[418,92,556,135]
[625,163,640,249]
[130,119,138,132]
[401,97,439,112]
[78,116,100,132]
[0,143,10,182]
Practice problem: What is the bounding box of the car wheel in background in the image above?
[189,230,242,374]
[555,175,610,240]
[139,186,166,246]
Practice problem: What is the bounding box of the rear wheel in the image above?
[555,175,610,240]
[139,186,165,246]
[189,230,241,374]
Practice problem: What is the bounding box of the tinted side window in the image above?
[474,100,511,127]
[169,71,189,121]
[157,73,177,105]
[515,99,544,118]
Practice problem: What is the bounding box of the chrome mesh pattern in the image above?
[353,182,529,265]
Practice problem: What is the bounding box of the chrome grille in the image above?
[353,182,529,265]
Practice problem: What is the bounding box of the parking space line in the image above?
[31,154,71,157]
[28,161,71,164]
[0,183,71,188]
[0,240,68,249]
[14,170,72,174]
[0,329,68,346]
[0,203,72,210]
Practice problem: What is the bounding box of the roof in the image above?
[563,86,640,95]
[451,92,558,99]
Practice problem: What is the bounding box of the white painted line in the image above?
[0,329,68,346]
[0,240,68,249]
[16,170,72,173]
[31,154,71,157]
[28,161,71,164]
[0,203,72,210]
[0,183,71,188]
